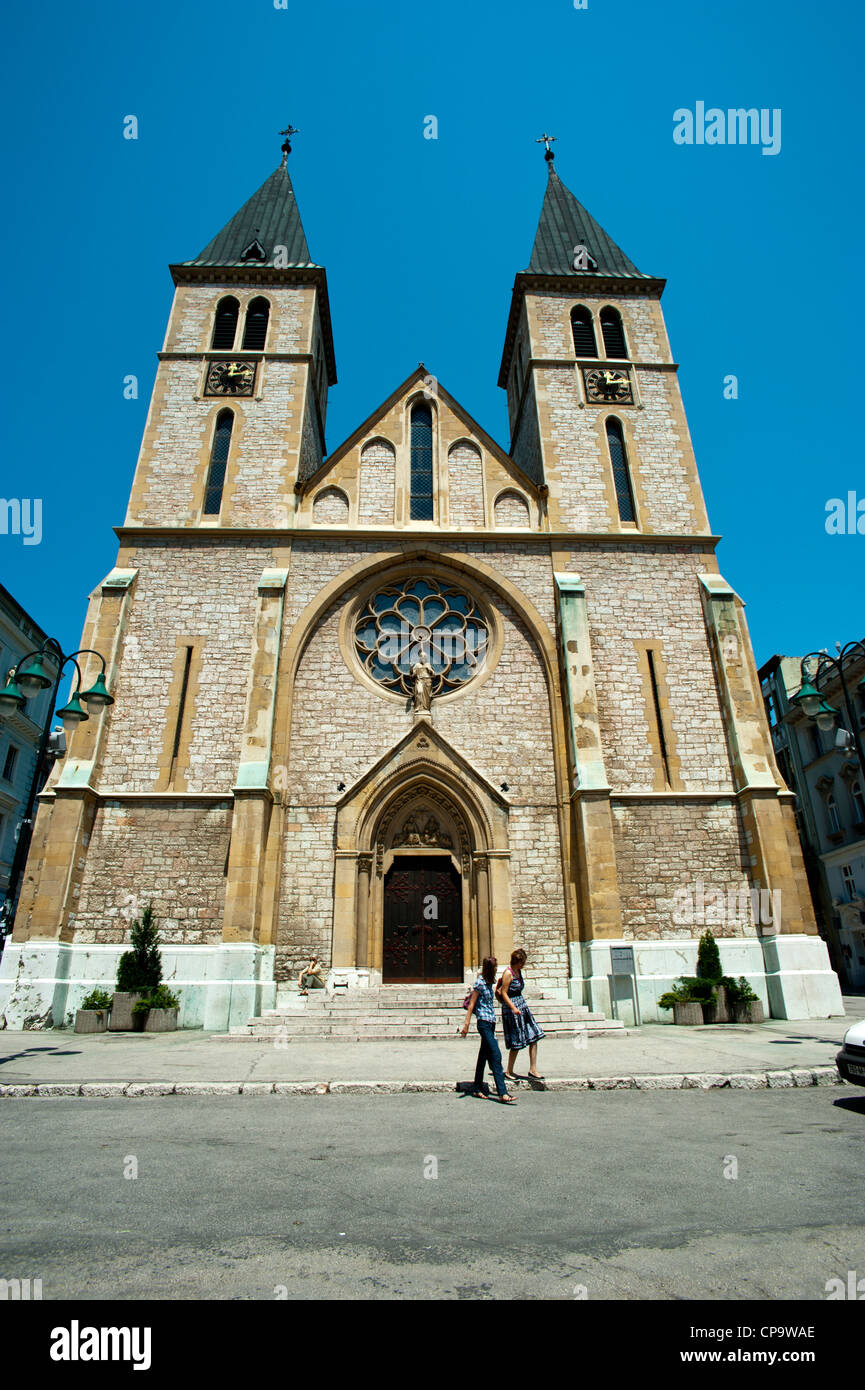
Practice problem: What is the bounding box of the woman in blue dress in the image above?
[500,949,545,1081]
[460,956,516,1104]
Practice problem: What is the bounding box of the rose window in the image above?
[355,579,488,696]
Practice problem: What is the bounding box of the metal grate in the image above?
[242,297,270,351]
[606,419,636,522]
[211,297,239,350]
[410,404,434,520]
[600,308,627,359]
[571,307,597,358]
[203,411,233,514]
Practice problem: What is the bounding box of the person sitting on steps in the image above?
[298,956,325,995]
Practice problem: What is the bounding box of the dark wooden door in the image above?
[382,856,463,983]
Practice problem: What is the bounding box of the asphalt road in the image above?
[2,1087,863,1300]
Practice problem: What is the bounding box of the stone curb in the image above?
[0,1067,846,1098]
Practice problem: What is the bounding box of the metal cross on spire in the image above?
[279,124,299,165]
[536,132,557,163]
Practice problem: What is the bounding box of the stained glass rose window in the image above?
[355,579,488,696]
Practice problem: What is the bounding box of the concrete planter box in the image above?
[673,1001,704,1026]
[702,985,730,1024]
[141,1006,179,1033]
[109,992,145,1031]
[731,999,765,1024]
[74,1009,110,1034]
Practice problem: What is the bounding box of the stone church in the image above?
[1,139,842,1030]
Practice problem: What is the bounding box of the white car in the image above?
[836,1018,865,1087]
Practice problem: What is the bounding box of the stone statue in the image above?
[411,659,434,712]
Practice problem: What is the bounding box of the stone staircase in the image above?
[220,983,625,1041]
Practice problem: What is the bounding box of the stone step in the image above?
[223,1018,624,1040]
[250,1010,607,1026]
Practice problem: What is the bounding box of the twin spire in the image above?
[188,127,648,281]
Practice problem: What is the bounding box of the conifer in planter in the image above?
[132,984,180,1033]
[111,903,164,1031]
[74,988,113,1034]
[696,930,729,1022]
[726,976,765,1024]
[658,982,707,1026]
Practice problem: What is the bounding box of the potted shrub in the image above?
[133,983,181,1033]
[696,930,729,1022]
[110,903,163,1031]
[74,988,113,1034]
[658,982,705,1026]
[726,976,765,1024]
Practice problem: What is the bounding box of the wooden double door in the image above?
[382,855,463,983]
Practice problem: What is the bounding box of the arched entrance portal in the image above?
[383,855,463,982]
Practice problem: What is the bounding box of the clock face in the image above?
[205,359,257,396]
[583,368,633,404]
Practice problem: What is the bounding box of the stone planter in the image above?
[142,1006,179,1033]
[731,999,765,1024]
[702,985,729,1024]
[74,1008,109,1034]
[672,1000,704,1026]
[108,991,144,1031]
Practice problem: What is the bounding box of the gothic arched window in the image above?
[211,296,239,350]
[600,306,628,359]
[410,403,434,520]
[355,579,488,697]
[571,306,597,358]
[203,409,233,515]
[606,418,636,523]
[242,297,270,351]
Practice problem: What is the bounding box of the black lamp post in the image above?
[791,640,865,785]
[0,638,113,934]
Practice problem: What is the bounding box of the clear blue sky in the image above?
[1,0,861,671]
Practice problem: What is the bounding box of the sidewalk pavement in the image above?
[0,999,858,1095]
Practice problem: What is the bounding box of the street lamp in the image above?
[0,638,114,935]
[791,640,865,783]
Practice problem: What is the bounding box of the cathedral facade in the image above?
[1,146,842,1029]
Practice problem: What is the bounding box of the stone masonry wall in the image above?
[447,444,484,528]
[358,441,396,525]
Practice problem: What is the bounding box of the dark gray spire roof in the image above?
[186,163,315,268]
[527,164,650,279]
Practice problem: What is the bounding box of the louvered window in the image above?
[204,410,233,515]
[242,297,270,351]
[606,419,636,523]
[571,307,597,358]
[410,404,434,521]
[211,297,239,350]
[600,307,627,359]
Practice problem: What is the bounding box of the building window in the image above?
[606,418,636,523]
[841,864,857,901]
[203,410,234,515]
[355,579,488,697]
[808,725,822,760]
[241,297,270,351]
[852,780,865,824]
[826,793,841,835]
[409,404,434,521]
[2,745,17,781]
[211,296,239,350]
[600,306,628,359]
[571,306,597,358]
[514,341,525,401]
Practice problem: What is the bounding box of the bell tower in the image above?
[125,131,336,531]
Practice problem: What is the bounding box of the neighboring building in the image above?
[760,650,865,990]
[0,140,843,1029]
[0,584,53,907]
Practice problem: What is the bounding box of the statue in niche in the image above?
[394,814,423,847]
[411,658,434,713]
[423,816,451,848]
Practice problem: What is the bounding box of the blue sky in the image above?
[1,0,862,674]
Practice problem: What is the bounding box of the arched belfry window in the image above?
[410,403,434,520]
[211,296,239,350]
[203,409,234,515]
[606,418,636,524]
[242,297,270,351]
[571,306,597,358]
[600,306,628,359]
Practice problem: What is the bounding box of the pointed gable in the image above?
[187,164,314,269]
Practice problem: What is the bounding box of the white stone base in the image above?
[0,940,275,1032]
[568,933,844,1023]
